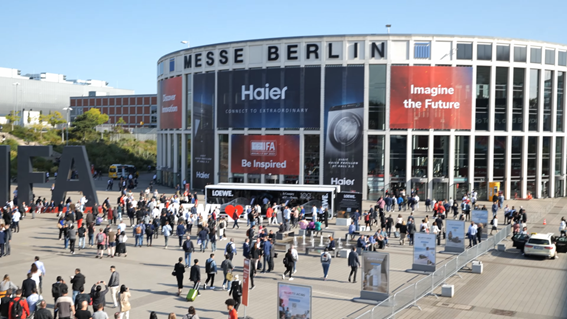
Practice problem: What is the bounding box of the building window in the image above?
[556,137,563,175]
[186,134,191,180]
[545,49,555,65]
[456,43,472,60]
[494,67,508,131]
[558,72,565,132]
[559,52,567,66]
[369,65,386,130]
[512,68,525,131]
[530,48,542,63]
[527,136,537,178]
[433,136,449,178]
[157,62,164,77]
[543,137,551,179]
[475,66,490,131]
[411,136,428,178]
[367,135,385,200]
[414,42,430,59]
[477,44,492,60]
[493,137,506,186]
[169,58,175,72]
[496,45,510,61]
[186,74,192,130]
[514,46,527,62]
[474,136,489,200]
[219,134,228,183]
[304,135,320,185]
[390,135,407,180]
[543,70,553,131]
[529,69,540,131]
[454,136,469,179]
[511,136,522,195]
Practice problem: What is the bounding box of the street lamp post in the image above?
[181,40,190,48]
[63,107,72,145]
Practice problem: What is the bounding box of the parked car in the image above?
[524,233,557,259]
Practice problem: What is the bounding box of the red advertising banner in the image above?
[390,66,473,130]
[159,77,182,129]
[242,259,250,306]
[231,135,300,175]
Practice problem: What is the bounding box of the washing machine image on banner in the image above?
[323,66,364,192]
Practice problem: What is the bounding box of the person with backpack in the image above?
[281,249,294,281]
[95,229,106,259]
[8,289,30,319]
[320,248,332,280]
[203,254,217,289]
[220,255,234,291]
[133,221,145,248]
[74,286,90,312]
[177,222,186,248]
[224,239,236,261]
[228,275,242,311]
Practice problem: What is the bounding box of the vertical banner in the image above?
[360,252,389,301]
[444,220,466,253]
[334,192,362,219]
[412,233,437,272]
[242,259,250,307]
[192,73,216,191]
[324,66,365,192]
[277,283,312,319]
[159,77,183,129]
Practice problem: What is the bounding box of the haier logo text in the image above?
[212,190,233,197]
[196,171,210,179]
[331,178,355,186]
[242,84,288,101]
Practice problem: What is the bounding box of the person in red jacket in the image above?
[225,298,238,319]
[9,289,30,319]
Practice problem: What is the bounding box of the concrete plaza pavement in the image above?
[3,175,567,318]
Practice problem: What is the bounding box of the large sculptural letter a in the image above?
[51,146,99,207]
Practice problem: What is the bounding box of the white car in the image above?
[524,233,557,259]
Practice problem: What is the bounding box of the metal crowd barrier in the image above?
[353,224,512,319]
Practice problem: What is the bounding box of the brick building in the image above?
[70,94,157,127]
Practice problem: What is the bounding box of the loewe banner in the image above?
[390,66,473,130]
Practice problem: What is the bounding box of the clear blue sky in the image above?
[1,0,565,94]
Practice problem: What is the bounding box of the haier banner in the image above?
[217,67,321,128]
[231,135,300,175]
[192,73,215,190]
[390,66,473,130]
[323,66,364,193]
[159,77,183,129]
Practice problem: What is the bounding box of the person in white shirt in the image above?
[34,256,47,294]
[312,206,318,222]
[414,195,420,210]
[490,216,499,235]
[118,220,127,233]
[560,217,567,237]
[419,219,428,233]
[12,209,21,232]
[80,196,88,210]
[431,222,440,245]
[468,221,478,247]
[290,245,299,274]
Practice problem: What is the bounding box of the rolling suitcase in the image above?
[186,288,198,301]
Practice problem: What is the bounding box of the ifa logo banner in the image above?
[232,135,299,175]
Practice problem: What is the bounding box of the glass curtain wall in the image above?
[556,137,564,197]
[369,65,386,130]
[512,68,525,131]
[510,136,522,197]
[527,137,537,195]
[303,135,320,184]
[542,137,551,197]
[558,72,565,132]
[411,136,428,178]
[494,68,508,131]
[529,69,540,131]
[493,136,506,194]
[433,136,449,177]
[476,67,490,131]
[367,135,385,200]
[390,136,407,195]
[543,71,553,131]
[186,74,192,130]
[453,136,470,199]
[474,136,489,200]
[219,134,229,183]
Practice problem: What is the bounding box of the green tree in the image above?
[116,117,126,125]
[5,111,20,130]
[72,108,109,142]
[44,111,66,128]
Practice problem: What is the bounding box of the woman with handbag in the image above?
[173,257,185,296]
[119,285,131,319]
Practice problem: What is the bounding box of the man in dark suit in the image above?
[70,268,86,302]
[22,273,36,298]
[190,259,201,296]
[347,246,360,283]
[34,300,53,319]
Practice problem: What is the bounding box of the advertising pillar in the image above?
[360,252,389,302]
[324,66,365,193]
[412,233,437,272]
[242,259,250,307]
[444,220,466,253]
[192,73,216,191]
[277,283,312,319]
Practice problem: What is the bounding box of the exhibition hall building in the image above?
[156,34,567,201]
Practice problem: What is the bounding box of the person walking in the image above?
[467,221,478,247]
[107,229,117,257]
[181,306,199,319]
[118,285,131,319]
[70,268,86,302]
[34,256,46,294]
[177,222,186,248]
[560,217,566,237]
[174,257,185,296]
[348,246,360,283]
[74,300,91,319]
[225,299,238,319]
[54,285,74,319]
[189,259,201,296]
[162,221,172,249]
[182,235,195,268]
[90,282,108,314]
[108,266,120,308]
[228,275,242,311]
[261,238,272,273]
[281,249,294,281]
[33,300,53,319]
[8,289,30,319]
[204,254,217,289]
[221,255,234,291]
[320,248,332,280]
[95,229,107,259]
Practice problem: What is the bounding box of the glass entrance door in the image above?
[556,178,564,197]
[248,174,261,183]
[432,181,448,201]
[411,181,427,199]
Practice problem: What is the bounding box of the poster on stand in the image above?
[412,233,436,272]
[277,282,312,319]
[242,259,250,307]
[192,73,216,191]
[471,210,489,227]
[444,220,466,253]
[360,252,389,301]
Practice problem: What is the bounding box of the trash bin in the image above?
[556,236,567,253]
